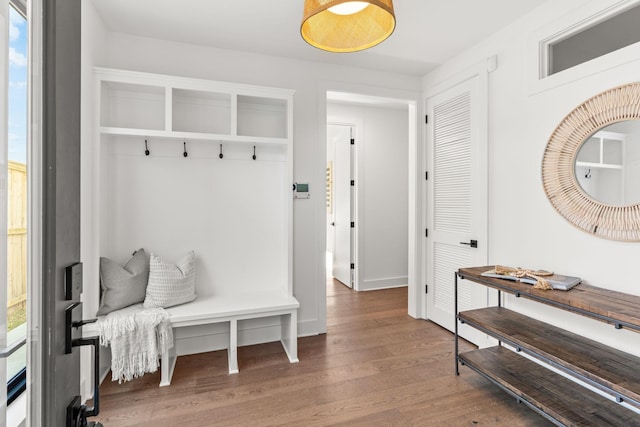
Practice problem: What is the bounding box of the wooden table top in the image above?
[458,266,640,332]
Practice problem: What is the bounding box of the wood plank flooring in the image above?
[93,280,551,426]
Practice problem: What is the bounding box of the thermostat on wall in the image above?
[293,183,310,199]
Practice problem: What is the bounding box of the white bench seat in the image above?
[159,293,299,386]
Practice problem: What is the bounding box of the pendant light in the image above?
[301,0,396,53]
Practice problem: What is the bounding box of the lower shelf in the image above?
[459,346,640,427]
[458,307,640,407]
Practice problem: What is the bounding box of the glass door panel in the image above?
[6,1,27,410]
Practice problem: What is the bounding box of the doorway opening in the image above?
[325,91,414,298]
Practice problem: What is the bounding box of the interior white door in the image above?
[425,74,489,346]
[329,124,353,287]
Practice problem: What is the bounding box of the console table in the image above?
[455,266,640,426]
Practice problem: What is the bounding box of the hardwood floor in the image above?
[93,280,551,426]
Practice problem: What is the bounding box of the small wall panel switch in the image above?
[293,182,310,199]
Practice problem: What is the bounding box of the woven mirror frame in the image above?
[542,82,640,241]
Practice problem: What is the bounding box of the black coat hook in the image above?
[252,145,257,160]
[183,141,188,158]
[144,139,150,156]
[219,144,224,159]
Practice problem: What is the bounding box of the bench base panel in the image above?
[159,304,298,386]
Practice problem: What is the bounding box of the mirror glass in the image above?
[574,120,640,206]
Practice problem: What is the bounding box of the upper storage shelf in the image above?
[96,68,294,145]
[172,88,231,135]
[101,81,166,131]
[237,95,287,139]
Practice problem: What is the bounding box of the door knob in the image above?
[459,239,478,248]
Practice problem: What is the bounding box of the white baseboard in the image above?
[297,318,322,337]
[176,324,283,355]
[360,277,408,291]
[175,317,320,356]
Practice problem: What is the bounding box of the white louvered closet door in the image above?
[426,74,489,346]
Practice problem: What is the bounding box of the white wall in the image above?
[328,102,409,290]
[423,0,640,357]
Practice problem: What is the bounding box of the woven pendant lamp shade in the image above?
[301,0,396,52]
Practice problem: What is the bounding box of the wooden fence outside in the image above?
[8,161,27,315]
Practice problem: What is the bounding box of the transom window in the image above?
[546,3,640,77]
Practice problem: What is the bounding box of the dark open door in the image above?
[39,0,86,425]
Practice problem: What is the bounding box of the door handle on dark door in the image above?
[65,302,103,427]
[459,239,478,248]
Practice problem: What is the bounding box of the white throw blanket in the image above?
[96,303,173,383]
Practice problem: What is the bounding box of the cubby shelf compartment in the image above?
[96,67,294,146]
[455,266,640,426]
[100,81,166,131]
[237,95,288,139]
[172,88,231,135]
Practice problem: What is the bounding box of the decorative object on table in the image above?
[481,265,581,291]
[144,250,197,308]
[301,0,395,52]
[97,248,149,316]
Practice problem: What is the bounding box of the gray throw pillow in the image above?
[97,249,149,316]
[143,251,197,309]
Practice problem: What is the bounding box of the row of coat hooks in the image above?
[143,139,258,160]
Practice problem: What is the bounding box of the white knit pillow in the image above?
[143,251,197,308]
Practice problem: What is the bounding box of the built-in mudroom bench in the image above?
[455,266,640,426]
[86,67,298,386]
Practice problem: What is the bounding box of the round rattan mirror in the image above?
[542,82,640,241]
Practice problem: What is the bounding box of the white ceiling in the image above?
[90,0,548,76]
